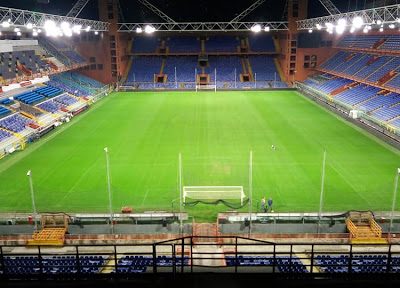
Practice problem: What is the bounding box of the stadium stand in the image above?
[114,256,189,274]
[37,99,66,113]
[225,256,308,273]
[3,255,106,275]
[124,34,285,89]
[337,34,400,51]
[248,35,276,52]
[0,129,12,142]
[132,37,160,53]
[315,255,400,273]
[0,106,11,117]
[205,36,239,52]
[167,36,200,53]
[0,50,50,80]
[49,72,104,96]
[0,113,34,132]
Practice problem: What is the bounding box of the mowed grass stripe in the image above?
[0,91,398,221]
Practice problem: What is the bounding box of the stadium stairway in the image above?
[192,245,225,267]
[346,212,387,244]
[193,223,220,244]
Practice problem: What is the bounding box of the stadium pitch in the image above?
[0,91,399,221]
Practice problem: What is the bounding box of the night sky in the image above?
[0,0,398,22]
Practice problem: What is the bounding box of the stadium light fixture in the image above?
[2,20,11,28]
[389,23,395,29]
[335,19,346,34]
[264,26,270,32]
[379,26,384,32]
[72,24,82,34]
[377,19,382,25]
[316,23,322,30]
[250,24,261,32]
[14,27,20,32]
[32,30,38,37]
[363,26,369,33]
[26,23,33,30]
[85,26,91,32]
[308,29,312,33]
[136,27,143,33]
[16,31,21,36]
[94,31,99,35]
[44,19,60,37]
[352,16,364,29]
[144,25,156,34]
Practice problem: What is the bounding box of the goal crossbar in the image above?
[183,186,245,205]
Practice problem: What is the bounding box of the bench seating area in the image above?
[14,86,63,105]
[114,256,189,274]
[225,256,308,273]
[315,255,400,273]
[3,255,106,275]
[0,113,34,133]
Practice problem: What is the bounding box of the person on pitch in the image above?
[261,196,266,212]
[267,197,273,212]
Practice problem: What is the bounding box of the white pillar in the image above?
[390,168,400,236]
[104,147,114,234]
[27,170,38,231]
[318,150,327,234]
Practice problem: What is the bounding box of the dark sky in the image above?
[0,0,398,22]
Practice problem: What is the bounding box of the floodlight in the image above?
[379,27,384,32]
[352,16,364,29]
[14,27,20,32]
[94,31,99,35]
[32,30,38,37]
[136,27,143,33]
[144,25,156,34]
[26,23,33,29]
[308,29,312,33]
[85,26,91,32]
[316,23,322,30]
[389,23,395,29]
[72,24,82,34]
[377,19,382,25]
[264,26,270,32]
[2,21,10,28]
[16,31,21,36]
[250,24,261,33]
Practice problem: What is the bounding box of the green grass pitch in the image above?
[0,90,399,221]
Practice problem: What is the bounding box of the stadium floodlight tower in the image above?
[104,147,114,234]
[389,168,400,238]
[26,170,38,231]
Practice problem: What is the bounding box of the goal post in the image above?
[178,152,252,209]
[195,84,216,92]
[183,186,246,205]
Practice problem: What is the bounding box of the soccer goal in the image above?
[195,84,216,92]
[183,186,246,205]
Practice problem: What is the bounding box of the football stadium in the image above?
[1,0,400,286]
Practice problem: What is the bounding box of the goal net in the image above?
[195,84,216,92]
[183,186,246,207]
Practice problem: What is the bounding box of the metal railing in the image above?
[1,235,400,280]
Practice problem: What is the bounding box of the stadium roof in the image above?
[2,0,398,23]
